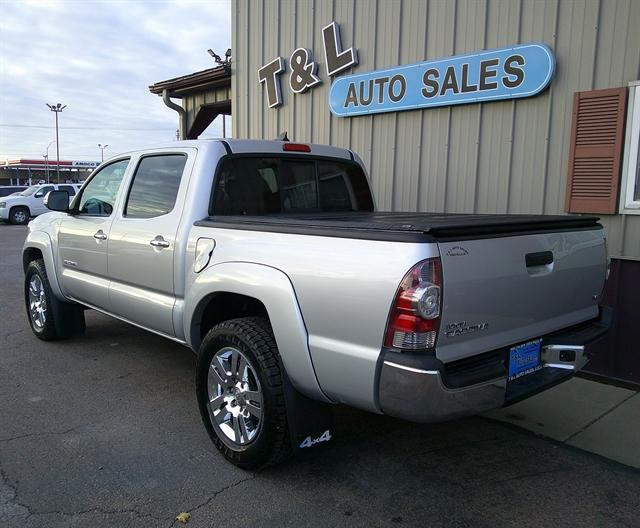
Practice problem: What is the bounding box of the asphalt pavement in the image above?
[1,224,638,528]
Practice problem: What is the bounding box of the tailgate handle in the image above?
[526,251,553,267]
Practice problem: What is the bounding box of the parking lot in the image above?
[1,224,638,528]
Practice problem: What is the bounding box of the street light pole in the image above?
[98,143,109,162]
[46,103,66,183]
[44,140,56,183]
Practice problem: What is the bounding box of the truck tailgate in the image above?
[436,228,607,362]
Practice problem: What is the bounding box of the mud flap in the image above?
[282,370,334,457]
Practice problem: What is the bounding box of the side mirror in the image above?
[44,190,70,213]
[34,191,44,198]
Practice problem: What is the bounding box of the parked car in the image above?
[0,183,81,224]
[22,139,610,468]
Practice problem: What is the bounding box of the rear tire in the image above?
[24,259,86,341]
[196,317,292,469]
[10,206,29,225]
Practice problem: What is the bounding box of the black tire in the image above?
[24,259,86,341]
[10,206,30,225]
[196,317,292,469]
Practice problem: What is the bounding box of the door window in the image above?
[76,159,129,216]
[124,154,187,218]
[35,186,54,198]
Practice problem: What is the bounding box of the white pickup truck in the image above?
[22,139,610,468]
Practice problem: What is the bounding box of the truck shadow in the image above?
[6,310,637,527]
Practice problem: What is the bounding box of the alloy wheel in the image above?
[207,347,263,447]
[28,275,47,329]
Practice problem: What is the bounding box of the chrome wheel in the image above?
[28,275,47,329]
[207,347,263,447]
[13,210,27,223]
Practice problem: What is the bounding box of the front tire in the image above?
[196,317,292,469]
[24,259,85,341]
[10,206,29,225]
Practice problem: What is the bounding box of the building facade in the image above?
[230,0,639,383]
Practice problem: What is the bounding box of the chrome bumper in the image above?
[379,361,507,422]
[378,311,610,423]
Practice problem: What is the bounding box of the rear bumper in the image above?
[377,308,612,423]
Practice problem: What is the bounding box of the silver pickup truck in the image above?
[23,139,610,468]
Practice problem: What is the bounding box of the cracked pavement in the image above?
[1,224,639,527]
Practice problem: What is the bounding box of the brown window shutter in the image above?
[565,87,628,214]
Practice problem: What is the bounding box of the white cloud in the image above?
[0,0,231,161]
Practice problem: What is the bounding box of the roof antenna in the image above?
[276,131,289,141]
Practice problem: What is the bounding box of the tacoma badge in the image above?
[445,321,489,338]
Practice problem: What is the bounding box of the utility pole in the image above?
[46,103,66,183]
[98,143,109,162]
[44,140,56,183]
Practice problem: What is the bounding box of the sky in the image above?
[0,0,231,162]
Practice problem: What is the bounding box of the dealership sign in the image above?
[257,22,555,117]
[329,44,555,116]
[258,22,357,108]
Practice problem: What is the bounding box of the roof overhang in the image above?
[149,65,231,98]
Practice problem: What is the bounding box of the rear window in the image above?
[212,156,373,215]
[58,185,76,196]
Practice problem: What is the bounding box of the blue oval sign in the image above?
[329,43,555,117]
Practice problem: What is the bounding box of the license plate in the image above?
[508,339,542,381]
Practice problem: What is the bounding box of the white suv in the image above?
[0,183,82,225]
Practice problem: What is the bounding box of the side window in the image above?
[35,186,54,198]
[77,159,129,216]
[124,154,187,218]
[58,185,76,196]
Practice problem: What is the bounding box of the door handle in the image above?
[93,230,107,240]
[525,251,553,267]
[150,237,170,249]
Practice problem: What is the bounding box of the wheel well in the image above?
[11,204,30,214]
[194,292,269,349]
[23,247,43,272]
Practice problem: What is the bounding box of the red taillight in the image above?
[384,258,442,351]
[283,143,311,152]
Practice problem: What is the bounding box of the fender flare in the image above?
[23,230,65,300]
[184,261,331,403]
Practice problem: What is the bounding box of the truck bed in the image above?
[195,212,601,242]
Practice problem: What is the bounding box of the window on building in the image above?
[77,158,129,216]
[124,154,187,218]
[621,82,640,213]
[211,156,374,215]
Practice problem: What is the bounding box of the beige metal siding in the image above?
[182,85,231,135]
[233,0,640,259]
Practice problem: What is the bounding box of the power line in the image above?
[0,123,175,131]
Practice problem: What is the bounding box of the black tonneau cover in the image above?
[195,212,601,242]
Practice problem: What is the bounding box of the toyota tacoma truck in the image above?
[22,139,610,468]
